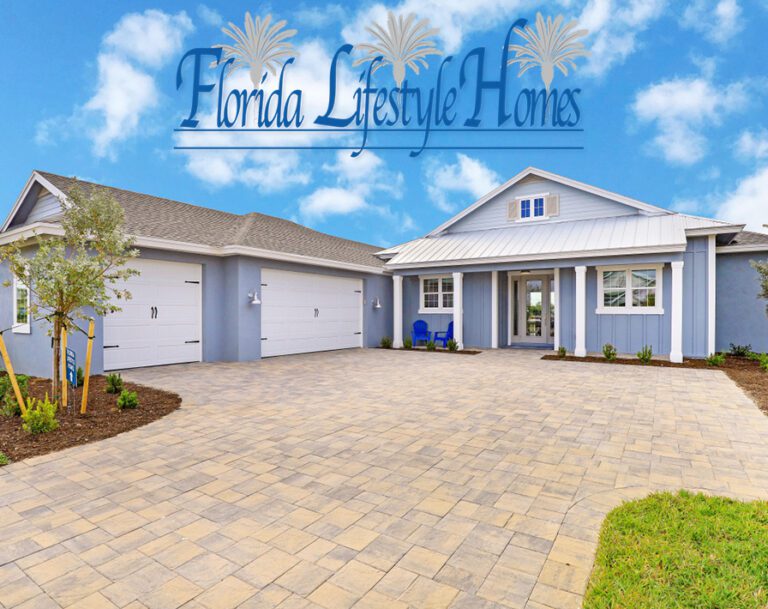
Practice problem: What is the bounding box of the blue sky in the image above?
[2,0,767,246]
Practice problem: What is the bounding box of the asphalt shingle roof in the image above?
[35,171,386,269]
[723,230,768,248]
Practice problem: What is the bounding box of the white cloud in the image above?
[631,75,748,165]
[736,129,768,160]
[296,4,346,28]
[424,154,501,213]
[578,0,667,78]
[681,0,742,45]
[300,187,368,218]
[103,9,193,69]
[197,4,222,28]
[716,165,768,231]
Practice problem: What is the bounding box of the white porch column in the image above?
[392,275,403,348]
[671,260,684,363]
[553,268,560,351]
[707,235,716,355]
[491,271,499,349]
[453,272,464,349]
[507,273,513,346]
[574,265,587,357]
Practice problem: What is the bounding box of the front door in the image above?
[511,275,554,344]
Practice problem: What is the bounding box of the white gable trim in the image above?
[427,167,672,237]
[1,172,68,232]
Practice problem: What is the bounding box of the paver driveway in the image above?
[2,349,768,609]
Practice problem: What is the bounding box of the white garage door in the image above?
[103,258,202,370]
[261,269,363,357]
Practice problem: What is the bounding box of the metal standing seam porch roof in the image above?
[383,214,742,269]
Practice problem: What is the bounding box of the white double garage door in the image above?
[104,260,363,369]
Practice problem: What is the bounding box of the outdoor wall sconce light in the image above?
[247,290,261,305]
[373,297,382,309]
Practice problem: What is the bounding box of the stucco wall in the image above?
[716,251,768,352]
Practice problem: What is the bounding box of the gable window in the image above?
[596,265,664,315]
[13,277,30,334]
[514,194,549,222]
[420,275,453,313]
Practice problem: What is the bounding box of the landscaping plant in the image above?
[379,336,393,349]
[637,345,653,364]
[0,184,138,400]
[0,452,9,466]
[426,340,437,351]
[21,394,59,434]
[403,336,413,349]
[706,352,726,367]
[760,353,768,372]
[76,366,84,387]
[751,259,768,315]
[557,346,567,358]
[729,343,752,357]
[602,343,617,361]
[116,389,139,410]
[105,372,123,394]
[447,338,459,352]
[0,373,29,417]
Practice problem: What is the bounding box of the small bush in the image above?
[0,374,29,417]
[637,345,653,364]
[105,372,123,394]
[0,452,9,466]
[379,336,393,349]
[76,366,85,387]
[22,394,59,434]
[447,338,459,352]
[426,340,437,352]
[557,346,567,358]
[117,389,139,410]
[602,343,617,361]
[403,336,413,350]
[729,343,752,357]
[760,354,768,372]
[706,352,726,367]
[747,351,762,361]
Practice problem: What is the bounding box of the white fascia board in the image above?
[716,244,768,254]
[1,172,68,232]
[685,225,744,236]
[426,166,672,237]
[0,222,64,244]
[384,244,687,270]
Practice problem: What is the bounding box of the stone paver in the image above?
[2,349,768,609]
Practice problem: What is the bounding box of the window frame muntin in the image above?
[418,274,455,314]
[596,264,665,315]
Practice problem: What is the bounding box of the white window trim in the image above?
[515,192,550,223]
[418,274,454,314]
[12,277,31,334]
[596,264,665,315]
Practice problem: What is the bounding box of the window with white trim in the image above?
[516,193,548,222]
[420,275,453,313]
[597,266,663,314]
[13,277,30,334]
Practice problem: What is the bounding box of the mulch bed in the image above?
[543,353,768,416]
[0,375,181,463]
[393,347,482,355]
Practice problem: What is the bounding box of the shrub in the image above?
[747,351,762,361]
[117,389,139,410]
[447,338,459,352]
[602,343,617,361]
[0,374,29,417]
[637,345,653,364]
[403,336,413,349]
[76,366,84,387]
[706,352,726,367]
[0,452,9,466]
[22,394,59,434]
[557,346,567,358]
[379,336,393,349]
[729,343,752,357]
[426,340,437,352]
[760,354,768,372]
[105,372,123,394]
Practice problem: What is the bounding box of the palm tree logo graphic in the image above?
[508,13,589,92]
[353,12,443,88]
[212,12,299,89]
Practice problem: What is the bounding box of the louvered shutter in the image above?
[545,194,560,217]
[508,200,518,220]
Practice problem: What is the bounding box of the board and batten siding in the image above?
[716,250,768,353]
[446,176,639,234]
[682,237,709,358]
[25,192,62,224]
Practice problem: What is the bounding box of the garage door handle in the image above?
[104,345,120,349]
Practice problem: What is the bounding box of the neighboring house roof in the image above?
[717,230,768,253]
[426,166,674,237]
[385,214,699,269]
[2,171,386,273]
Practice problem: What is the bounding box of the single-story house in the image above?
[1,167,767,377]
[0,171,392,377]
[379,167,768,360]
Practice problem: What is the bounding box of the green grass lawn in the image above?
[583,491,768,609]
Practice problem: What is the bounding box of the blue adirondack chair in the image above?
[434,321,454,348]
[411,320,431,345]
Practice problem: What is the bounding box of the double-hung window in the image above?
[597,265,663,315]
[420,275,454,313]
[13,277,30,334]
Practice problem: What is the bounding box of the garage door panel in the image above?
[261,269,363,358]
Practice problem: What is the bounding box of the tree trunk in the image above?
[52,316,61,402]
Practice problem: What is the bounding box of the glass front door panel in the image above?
[526,280,543,337]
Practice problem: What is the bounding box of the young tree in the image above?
[1,183,138,399]
[752,260,768,315]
